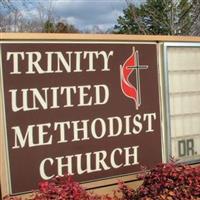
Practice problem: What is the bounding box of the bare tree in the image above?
[0,0,16,11]
[0,0,33,32]
[191,0,200,36]
[36,0,56,32]
[0,10,22,32]
[0,0,57,32]
[0,0,32,11]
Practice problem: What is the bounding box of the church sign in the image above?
[0,41,162,194]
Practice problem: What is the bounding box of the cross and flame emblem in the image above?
[120,47,148,110]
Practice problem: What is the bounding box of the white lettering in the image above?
[7,52,24,74]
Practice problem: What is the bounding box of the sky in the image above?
[52,0,128,31]
[2,0,146,32]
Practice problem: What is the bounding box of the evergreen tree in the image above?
[140,0,173,35]
[43,20,79,33]
[55,22,79,33]
[114,4,146,34]
[114,0,197,35]
[43,20,55,33]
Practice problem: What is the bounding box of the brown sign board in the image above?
[0,40,162,195]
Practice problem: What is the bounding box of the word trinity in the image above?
[7,51,114,74]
